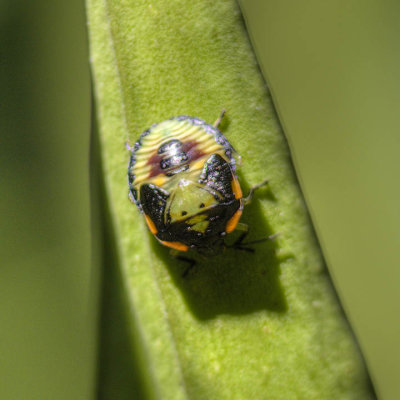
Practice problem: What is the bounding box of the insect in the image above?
[127,111,268,257]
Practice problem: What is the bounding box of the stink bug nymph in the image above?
[127,112,268,257]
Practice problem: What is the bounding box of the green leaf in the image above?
[87,0,375,399]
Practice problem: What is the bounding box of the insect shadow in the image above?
[150,177,288,321]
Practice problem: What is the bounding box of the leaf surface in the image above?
[87,1,375,399]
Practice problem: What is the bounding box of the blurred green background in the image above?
[1,0,398,399]
[0,0,94,399]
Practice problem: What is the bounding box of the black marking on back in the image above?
[158,139,182,154]
[140,184,169,231]
[156,199,240,250]
[160,154,189,170]
[199,154,235,201]
[154,138,190,176]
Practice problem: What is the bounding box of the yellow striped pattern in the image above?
[131,118,230,193]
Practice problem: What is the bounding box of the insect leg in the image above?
[239,232,279,246]
[125,141,133,151]
[225,224,254,252]
[176,256,196,277]
[243,179,269,205]
[213,109,226,128]
[228,228,278,253]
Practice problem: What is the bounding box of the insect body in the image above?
[128,114,249,254]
